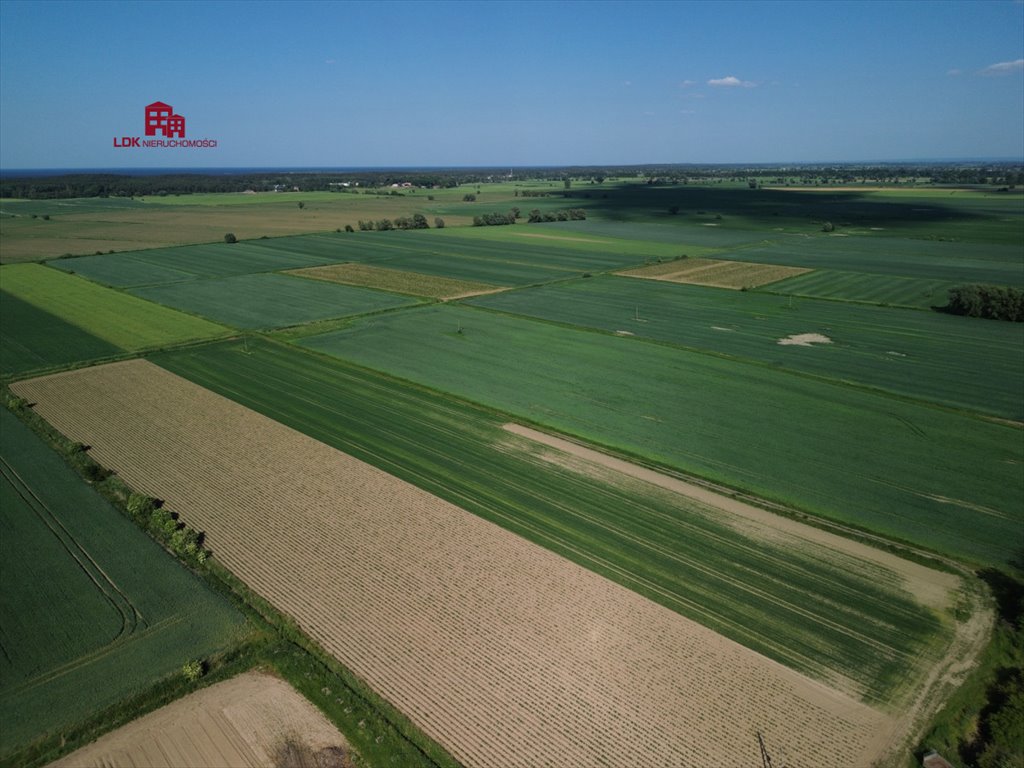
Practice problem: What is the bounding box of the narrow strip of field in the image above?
[13,358,902,767]
[0,264,228,349]
[502,424,957,610]
[619,257,810,288]
[50,671,353,768]
[290,263,504,300]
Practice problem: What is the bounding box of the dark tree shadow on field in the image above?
[564,184,990,231]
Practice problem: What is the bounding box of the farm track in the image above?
[15,359,897,768]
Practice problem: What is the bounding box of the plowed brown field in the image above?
[15,360,896,767]
[619,257,810,288]
[48,671,351,768]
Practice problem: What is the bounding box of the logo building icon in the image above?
[144,101,186,138]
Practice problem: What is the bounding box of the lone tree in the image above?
[297,201,305,210]
[224,233,237,243]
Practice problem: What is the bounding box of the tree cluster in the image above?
[941,284,1024,322]
[357,214,429,231]
[473,210,519,227]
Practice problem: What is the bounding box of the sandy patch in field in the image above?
[16,360,901,768]
[619,258,811,289]
[48,671,351,768]
[288,262,504,301]
[778,333,833,346]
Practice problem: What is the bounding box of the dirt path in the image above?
[48,671,351,768]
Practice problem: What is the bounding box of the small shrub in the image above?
[224,233,237,243]
[182,659,204,682]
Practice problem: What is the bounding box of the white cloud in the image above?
[325,58,337,65]
[708,75,755,88]
[679,79,696,88]
[979,59,1024,76]
[947,68,962,76]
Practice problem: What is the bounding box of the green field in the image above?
[0,265,228,349]
[759,269,958,308]
[129,273,417,330]
[50,241,346,287]
[48,228,668,290]
[468,276,1024,419]
[716,234,1023,285]
[0,408,249,757]
[297,304,1023,568]
[0,293,121,377]
[152,338,942,705]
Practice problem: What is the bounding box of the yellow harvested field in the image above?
[619,257,811,288]
[290,262,504,300]
[49,671,352,768]
[16,360,898,768]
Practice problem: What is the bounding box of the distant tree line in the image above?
[3,163,1021,200]
[941,285,1024,322]
[527,208,587,223]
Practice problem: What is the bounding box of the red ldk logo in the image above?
[144,101,186,138]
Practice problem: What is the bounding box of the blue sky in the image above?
[1,0,1022,168]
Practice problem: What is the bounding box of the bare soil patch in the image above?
[778,332,833,346]
[48,671,352,768]
[17,361,935,767]
[619,258,811,289]
[289,263,504,300]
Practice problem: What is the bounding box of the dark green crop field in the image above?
[50,241,342,287]
[0,292,120,377]
[717,234,1023,285]
[152,338,943,705]
[468,276,1024,419]
[298,304,1023,568]
[130,273,418,330]
[759,269,958,308]
[0,409,249,758]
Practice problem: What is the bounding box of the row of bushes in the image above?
[527,208,587,222]
[357,215,443,231]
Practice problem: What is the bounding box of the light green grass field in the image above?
[0,264,229,349]
[467,276,1024,419]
